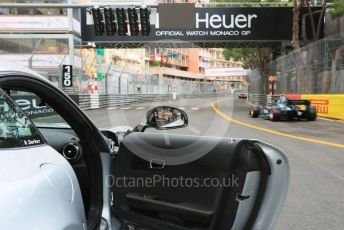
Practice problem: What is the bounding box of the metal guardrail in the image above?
[267,95,281,106]
[248,94,280,106]
[78,94,171,110]
[248,94,267,106]
[76,93,221,110]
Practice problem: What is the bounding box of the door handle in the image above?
[149,159,165,169]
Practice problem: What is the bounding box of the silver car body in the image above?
[0,63,86,230]
[0,146,86,229]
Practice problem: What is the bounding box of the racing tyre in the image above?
[307,105,317,121]
[270,108,280,121]
[250,106,260,118]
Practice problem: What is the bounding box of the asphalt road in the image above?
[86,95,344,230]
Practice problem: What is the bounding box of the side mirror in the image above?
[146,106,188,130]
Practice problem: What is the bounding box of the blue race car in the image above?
[249,96,317,121]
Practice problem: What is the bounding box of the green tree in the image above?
[329,0,344,18]
[223,48,245,64]
[223,48,273,70]
[223,48,274,94]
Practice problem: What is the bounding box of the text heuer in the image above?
[196,13,258,29]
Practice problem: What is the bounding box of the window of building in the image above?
[0,39,33,54]
[0,38,69,55]
[73,8,81,21]
[36,39,69,54]
[0,0,67,16]
[73,38,81,57]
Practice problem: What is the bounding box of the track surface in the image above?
[86,95,344,230]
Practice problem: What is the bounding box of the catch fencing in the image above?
[249,33,344,96]
[78,94,171,110]
[69,64,225,109]
[92,67,218,96]
[247,94,280,106]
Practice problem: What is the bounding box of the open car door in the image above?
[112,132,289,230]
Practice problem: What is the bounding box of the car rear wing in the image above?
[287,99,310,106]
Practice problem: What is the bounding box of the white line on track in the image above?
[289,147,344,183]
[178,107,185,110]
[135,107,145,110]
[107,107,117,110]
[318,117,334,122]
[191,107,200,110]
[120,107,131,110]
[187,125,201,135]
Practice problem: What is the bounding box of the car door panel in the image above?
[112,132,273,230]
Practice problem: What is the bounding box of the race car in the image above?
[249,96,317,121]
[238,93,248,99]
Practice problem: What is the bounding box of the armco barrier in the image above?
[299,94,344,120]
[248,94,280,106]
[76,93,220,110]
[248,94,267,105]
[78,94,172,110]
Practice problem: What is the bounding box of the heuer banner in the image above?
[81,4,323,47]
[155,4,291,41]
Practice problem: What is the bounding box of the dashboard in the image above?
[38,127,120,162]
[38,128,84,162]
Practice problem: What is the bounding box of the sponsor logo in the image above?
[15,98,54,116]
[24,108,54,116]
[310,99,329,114]
[155,5,258,38]
[196,13,258,29]
[24,139,41,146]
[15,98,45,110]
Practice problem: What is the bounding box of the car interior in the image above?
[1,77,273,230]
[112,132,271,230]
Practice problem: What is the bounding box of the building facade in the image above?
[0,0,82,91]
[198,48,243,74]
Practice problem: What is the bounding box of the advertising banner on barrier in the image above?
[300,94,344,120]
[204,68,247,77]
[11,95,79,119]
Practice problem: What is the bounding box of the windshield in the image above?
[0,89,45,148]
[9,90,70,129]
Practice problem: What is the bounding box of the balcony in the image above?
[199,62,210,68]
[0,15,81,35]
[199,51,211,59]
[146,67,204,80]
